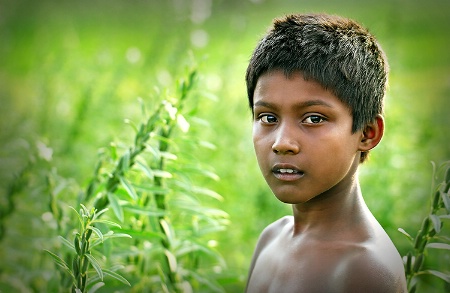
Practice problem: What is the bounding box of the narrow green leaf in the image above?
[110,143,117,160]
[113,228,164,241]
[91,219,122,228]
[85,254,103,280]
[89,232,131,249]
[163,100,177,120]
[124,118,139,133]
[58,235,75,251]
[177,204,229,218]
[123,205,166,217]
[119,177,138,200]
[69,206,84,227]
[120,150,130,172]
[102,233,132,240]
[107,192,123,223]
[177,113,190,133]
[44,249,75,278]
[87,282,105,293]
[435,235,450,243]
[153,170,173,178]
[192,186,223,201]
[160,151,178,161]
[93,208,109,220]
[429,214,441,233]
[103,268,131,286]
[199,140,216,150]
[89,226,104,243]
[131,184,169,194]
[199,169,220,181]
[80,204,90,217]
[196,224,227,236]
[175,242,212,257]
[397,228,413,242]
[420,270,450,283]
[74,235,82,256]
[135,160,154,180]
[445,164,450,184]
[160,219,174,245]
[426,243,450,250]
[187,269,224,293]
[143,143,161,160]
[441,191,450,212]
[164,249,178,273]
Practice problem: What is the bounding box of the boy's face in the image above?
[252,70,363,204]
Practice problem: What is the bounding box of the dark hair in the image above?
[246,13,389,134]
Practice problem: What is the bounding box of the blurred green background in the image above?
[1,0,449,291]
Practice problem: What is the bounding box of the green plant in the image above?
[45,204,131,292]
[45,67,229,292]
[398,161,450,292]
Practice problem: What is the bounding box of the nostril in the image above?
[272,142,299,155]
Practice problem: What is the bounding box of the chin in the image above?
[273,194,313,205]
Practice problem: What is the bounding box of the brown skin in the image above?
[246,70,407,293]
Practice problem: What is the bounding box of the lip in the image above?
[271,163,305,181]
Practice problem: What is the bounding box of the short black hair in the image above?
[246,13,389,133]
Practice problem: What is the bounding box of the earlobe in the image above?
[359,115,384,152]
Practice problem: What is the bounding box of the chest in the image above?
[246,238,349,293]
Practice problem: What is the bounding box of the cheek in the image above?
[252,132,270,165]
[252,127,265,150]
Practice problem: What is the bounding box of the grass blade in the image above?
[102,268,131,286]
[87,282,105,293]
[420,270,450,283]
[107,192,124,222]
[44,249,75,279]
[85,254,103,281]
[119,176,138,200]
[58,235,76,251]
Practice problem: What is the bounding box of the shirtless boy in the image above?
[245,14,407,292]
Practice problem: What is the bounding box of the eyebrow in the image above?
[253,99,334,110]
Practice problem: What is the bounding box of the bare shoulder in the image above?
[246,216,292,282]
[246,215,407,293]
[333,228,407,293]
[256,216,292,245]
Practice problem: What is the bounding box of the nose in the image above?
[272,124,300,155]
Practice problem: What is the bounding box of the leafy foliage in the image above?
[399,161,450,292]
[44,68,229,292]
[45,205,131,292]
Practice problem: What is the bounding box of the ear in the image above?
[358,114,384,152]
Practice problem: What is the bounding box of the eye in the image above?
[303,115,325,124]
[259,114,278,124]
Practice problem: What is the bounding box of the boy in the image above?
[245,13,407,292]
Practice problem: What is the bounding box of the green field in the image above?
[1,0,449,292]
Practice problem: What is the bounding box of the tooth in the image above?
[279,168,295,173]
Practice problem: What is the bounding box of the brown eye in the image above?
[303,115,325,124]
[260,114,277,123]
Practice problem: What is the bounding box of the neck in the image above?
[291,172,368,236]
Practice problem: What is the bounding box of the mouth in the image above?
[271,164,304,181]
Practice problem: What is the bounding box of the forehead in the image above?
[253,70,348,110]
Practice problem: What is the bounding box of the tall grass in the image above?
[42,68,230,292]
[399,162,450,292]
